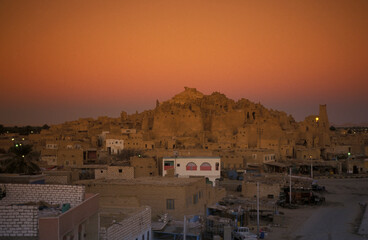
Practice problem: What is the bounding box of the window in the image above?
[166,199,175,210]
[186,197,191,207]
[186,162,197,170]
[193,194,198,204]
[200,162,211,171]
[119,169,122,173]
[100,170,103,173]
[164,161,174,170]
[215,162,219,171]
[177,163,180,167]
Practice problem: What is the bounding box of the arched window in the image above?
[186,162,197,170]
[200,162,212,171]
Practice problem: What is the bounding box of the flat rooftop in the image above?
[77,176,205,186]
[99,206,149,228]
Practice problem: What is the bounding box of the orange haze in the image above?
[1,0,367,125]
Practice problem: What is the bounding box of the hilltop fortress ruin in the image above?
[119,87,332,159]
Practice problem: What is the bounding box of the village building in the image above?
[95,166,135,180]
[0,183,99,240]
[130,156,159,177]
[106,139,124,155]
[162,156,221,185]
[77,177,226,221]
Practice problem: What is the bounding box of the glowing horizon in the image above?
[1,0,367,126]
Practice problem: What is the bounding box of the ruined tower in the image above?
[318,104,331,146]
[319,104,330,131]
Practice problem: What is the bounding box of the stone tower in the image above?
[318,104,331,146]
[319,104,330,131]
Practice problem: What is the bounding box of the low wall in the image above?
[0,205,38,237]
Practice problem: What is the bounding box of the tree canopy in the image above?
[1,144,40,175]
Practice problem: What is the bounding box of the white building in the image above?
[162,156,221,185]
[106,139,124,155]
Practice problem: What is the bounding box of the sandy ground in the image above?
[267,178,368,240]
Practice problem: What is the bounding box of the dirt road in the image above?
[268,178,368,240]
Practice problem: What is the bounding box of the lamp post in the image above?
[309,155,313,179]
[289,168,292,205]
[257,182,260,239]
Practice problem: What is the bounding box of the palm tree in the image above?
[1,144,40,175]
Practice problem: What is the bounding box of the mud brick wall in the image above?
[0,184,85,207]
[0,205,38,237]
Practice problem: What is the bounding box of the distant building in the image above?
[130,157,159,177]
[106,139,124,155]
[162,156,221,185]
[95,166,134,180]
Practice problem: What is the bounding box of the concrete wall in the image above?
[0,184,84,207]
[83,178,225,220]
[100,207,151,240]
[242,182,281,199]
[221,157,244,169]
[57,149,84,167]
[38,193,99,240]
[130,157,159,177]
[0,205,38,237]
[95,166,134,180]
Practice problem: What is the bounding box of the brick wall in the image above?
[0,205,38,237]
[0,184,85,207]
[100,207,151,240]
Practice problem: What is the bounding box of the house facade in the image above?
[162,157,221,185]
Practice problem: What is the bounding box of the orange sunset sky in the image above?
[1,0,367,126]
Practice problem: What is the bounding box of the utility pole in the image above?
[311,161,313,179]
[257,181,260,239]
[310,155,313,179]
[183,215,187,240]
[289,168,292,205]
